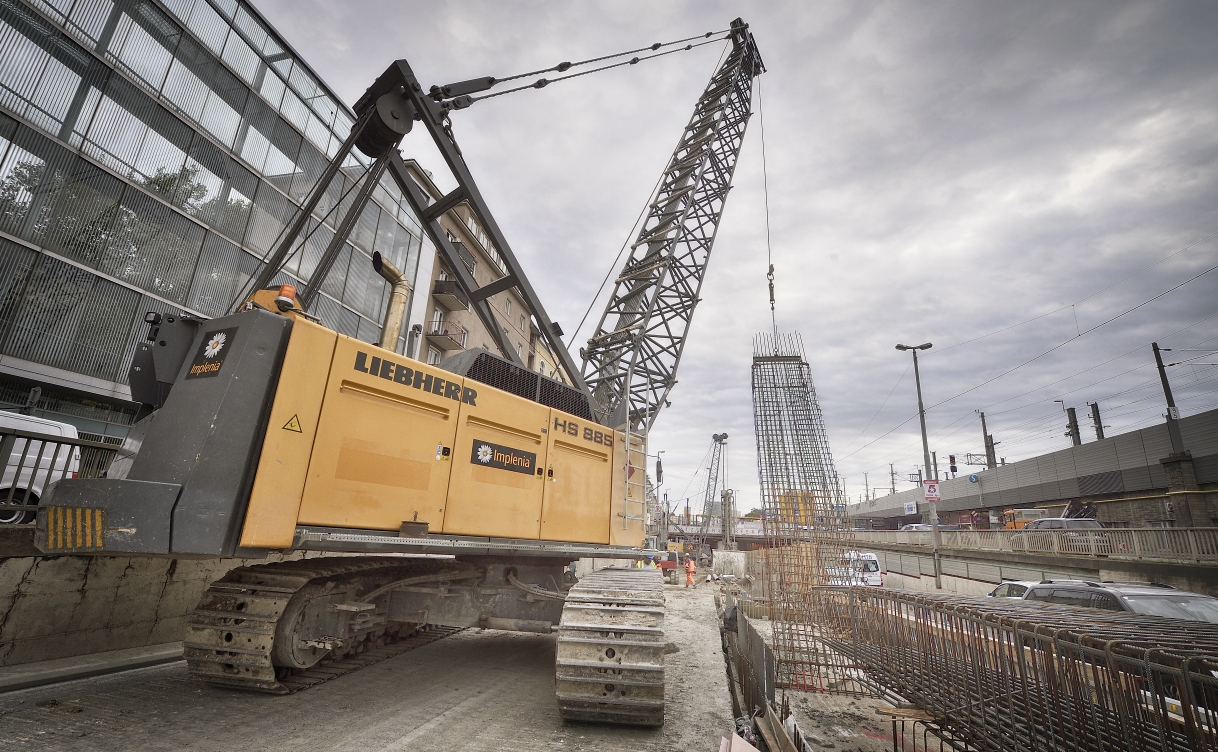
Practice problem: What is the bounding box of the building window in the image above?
[427,346,442,365]
[517,344,523,357]
[520,315,526,331]
[505,299,511,315]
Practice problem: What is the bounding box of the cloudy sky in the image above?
[257,1,1218,513]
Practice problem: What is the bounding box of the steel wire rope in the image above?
[467,35,731,104]
[564,40,733,352]
[666,439,718,520]
[478,29,730,86]
[757,76,777,338]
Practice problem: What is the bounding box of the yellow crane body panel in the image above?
[241,325,628,547]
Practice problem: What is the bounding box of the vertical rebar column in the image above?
[751,332,863,694]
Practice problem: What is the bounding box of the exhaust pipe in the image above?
[373,252,410,350]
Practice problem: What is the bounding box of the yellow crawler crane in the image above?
[38,285,660,722]
[36,20,762,727]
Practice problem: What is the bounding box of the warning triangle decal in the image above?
[282,414,303,433]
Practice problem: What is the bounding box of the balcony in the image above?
[427,322,467,351]
[432,279,469,311]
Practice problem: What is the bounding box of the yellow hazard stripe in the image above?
[44,507,105,551]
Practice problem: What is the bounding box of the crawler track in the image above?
[555,568,667,726]
[184,557,464,693]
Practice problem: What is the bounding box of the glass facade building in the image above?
[0,0,429,439]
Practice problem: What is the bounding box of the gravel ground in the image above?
[0,580,731,751]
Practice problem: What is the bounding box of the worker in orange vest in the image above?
[684,556,697,588]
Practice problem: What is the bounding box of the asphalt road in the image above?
[0,581,732,751]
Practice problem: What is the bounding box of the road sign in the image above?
[968,474,979,483]
[903,501,917,515]
[923,480,941,502]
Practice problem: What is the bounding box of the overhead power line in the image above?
[927,228,1218,359]
[924,257,1218,412]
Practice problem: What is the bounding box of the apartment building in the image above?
[403,161,570,384]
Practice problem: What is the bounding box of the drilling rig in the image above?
[35,19,763,727]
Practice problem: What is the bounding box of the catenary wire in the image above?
[925,228,1218,359]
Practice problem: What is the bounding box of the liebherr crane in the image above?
[35,20,763,727]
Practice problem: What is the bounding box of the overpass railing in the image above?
[853,527,1218,564]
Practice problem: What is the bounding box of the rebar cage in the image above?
[751,332,868,695]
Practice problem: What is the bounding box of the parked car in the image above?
[0,411,80,524]
[987,580,1044,598]
[1010,517,1110,554]
[987,579,1093,598]
[1022,581,1218,623]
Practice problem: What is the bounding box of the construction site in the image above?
[2,1,1218,750]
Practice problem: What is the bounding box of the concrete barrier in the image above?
[713,551,746,579]
[0,551,323,667]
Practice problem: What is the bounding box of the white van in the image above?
[0,411,81,524]
[827,551,884,587]
[851,551,883,587]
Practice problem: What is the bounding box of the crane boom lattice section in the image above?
[751,332,866,694]
[582,19,763,430]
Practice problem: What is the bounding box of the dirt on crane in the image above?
[0,580,732,751]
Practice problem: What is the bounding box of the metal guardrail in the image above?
[853,528,1218,564]
[0,427,118,524]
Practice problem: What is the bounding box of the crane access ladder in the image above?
[622,429,648,530]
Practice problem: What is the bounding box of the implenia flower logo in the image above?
[477,444,493,464]
[204,332,227,359]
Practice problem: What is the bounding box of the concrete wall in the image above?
[882,571,996,596]
[852,407,1218,526]
[712,551,746,579]
[0,552,323,667]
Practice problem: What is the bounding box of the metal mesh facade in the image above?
[0,0,426,414]
[751,331,865,694]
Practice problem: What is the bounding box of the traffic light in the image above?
[949,455,958,473]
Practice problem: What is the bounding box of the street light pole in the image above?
[898,342,940,589]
